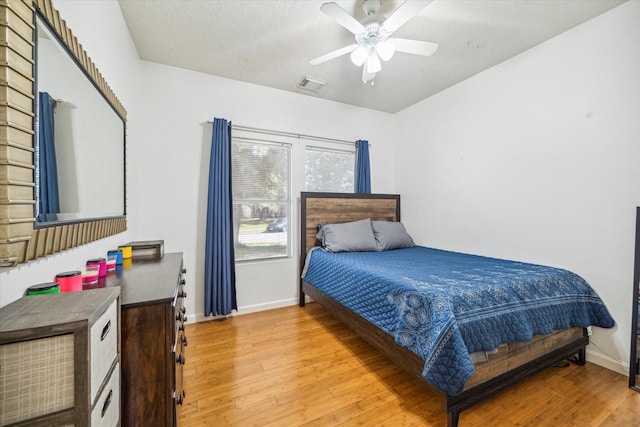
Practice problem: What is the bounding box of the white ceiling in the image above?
[117,0,625,113]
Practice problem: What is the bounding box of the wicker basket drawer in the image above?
[0,334,74,426]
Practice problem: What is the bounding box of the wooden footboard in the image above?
[447,327,587,426]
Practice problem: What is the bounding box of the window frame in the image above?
[230,126,358,264]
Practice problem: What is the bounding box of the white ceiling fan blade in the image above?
[362,65,375,83]
[320,2,365,35]
[309,43,358,65]
[381,0,432,34]
[388,38,438,56]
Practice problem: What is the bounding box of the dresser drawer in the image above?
[0,288,120,427]
[90,300,118,402]
[0,334,74,425]
[91,363,120,427]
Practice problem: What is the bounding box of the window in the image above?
[304,146,354,192]
[232,139,290,261]
[230,126,356,263]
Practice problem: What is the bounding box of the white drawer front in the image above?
[90,300,118,402]
[91,363,120,427]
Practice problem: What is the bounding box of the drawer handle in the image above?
[101,389,113,418]
[176,390,186,405]
[176,352,185,365]
[101,319,111,341]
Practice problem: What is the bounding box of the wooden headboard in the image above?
[299,192,401,264]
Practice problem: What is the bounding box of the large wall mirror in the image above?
[35,16,125,224]
[0,0,127,267]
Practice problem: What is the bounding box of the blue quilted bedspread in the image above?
[302,246,615,395]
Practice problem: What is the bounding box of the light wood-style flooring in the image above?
[180,303,640,426]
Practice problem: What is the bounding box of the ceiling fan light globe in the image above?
[366,51,381,74]
[350,46,369,66]
[375,41,395,61]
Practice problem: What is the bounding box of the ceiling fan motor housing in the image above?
[356,23,387,48]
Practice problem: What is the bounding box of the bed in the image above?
[298,192,615,427]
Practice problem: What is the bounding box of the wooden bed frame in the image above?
[298,192,588,427]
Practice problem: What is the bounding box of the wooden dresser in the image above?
[106,252,187,427]
[0,287,121,426]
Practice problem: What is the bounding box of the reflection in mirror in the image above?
[35,15,125,225]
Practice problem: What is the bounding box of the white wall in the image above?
[394,1,640,374]
[136,61,396,321]
[0,1,141,305]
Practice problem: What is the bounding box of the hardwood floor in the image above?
[180,303,640,426]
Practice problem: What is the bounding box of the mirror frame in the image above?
[0,0,127,267]
[630,207,640,390]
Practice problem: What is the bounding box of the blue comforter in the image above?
[302,246,615,395]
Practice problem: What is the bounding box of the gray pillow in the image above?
[316,218,377,253]
[371,221,415,251]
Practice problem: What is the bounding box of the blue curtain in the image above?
[204,118,237,316]
[37,92,60,222]
[355,139,371,193]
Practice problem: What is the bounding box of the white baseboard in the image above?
[586,347,628,376]
[192,297,300,323]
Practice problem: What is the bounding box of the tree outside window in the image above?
[305,147,354,192]
[232,140,289,261]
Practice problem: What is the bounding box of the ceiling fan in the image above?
[310,0,438,83]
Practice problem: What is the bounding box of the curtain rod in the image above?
[206,121,363,147]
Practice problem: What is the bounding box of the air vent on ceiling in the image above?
[297,76,326,92]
